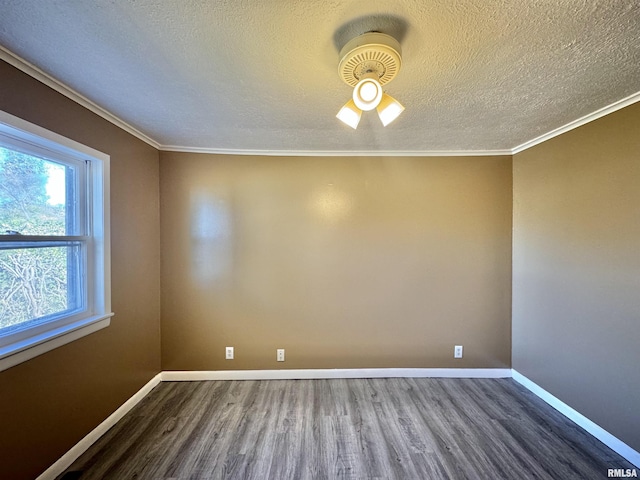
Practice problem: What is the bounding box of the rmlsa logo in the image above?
[608,469,638,478]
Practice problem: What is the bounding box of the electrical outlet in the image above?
[454,345,463,359]
[225,346,234,360]
[277,348,285,362]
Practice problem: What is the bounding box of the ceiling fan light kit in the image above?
[336,32,404,129]
[377,93,405,127]
[352,73,383,111]
[336,99,363,129]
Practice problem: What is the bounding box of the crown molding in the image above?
[0,45,160,149]
[159,145,513,157]
[511,90,640,154]
[3,45,639,157]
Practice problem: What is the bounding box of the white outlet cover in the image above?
[277,349,285,362]
[226,347,234,360]
[454,345,463,358]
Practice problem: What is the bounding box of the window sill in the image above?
[0,313,114,372]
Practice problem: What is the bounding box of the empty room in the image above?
[0,2,638,479]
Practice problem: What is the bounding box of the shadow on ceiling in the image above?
[333,14,409,52]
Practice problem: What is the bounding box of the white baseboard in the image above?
[36,373,162,480]
[161,367,512,381]
[512,370,639,468]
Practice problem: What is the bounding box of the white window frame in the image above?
[0,110,112,372]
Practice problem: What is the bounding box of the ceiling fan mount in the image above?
[338,32,402,87]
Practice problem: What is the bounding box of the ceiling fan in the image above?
[336,32,404,129]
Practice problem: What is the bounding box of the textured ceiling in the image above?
[0,0,639,153]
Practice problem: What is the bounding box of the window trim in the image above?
[0,110,112,372]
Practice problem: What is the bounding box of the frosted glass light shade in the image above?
[336,99,362,129]
[376,93,404,126]
[352,76,383,111]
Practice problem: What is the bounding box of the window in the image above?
[0,111,111,371]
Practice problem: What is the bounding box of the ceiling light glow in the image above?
[359,81,378,102]
[336,99,362,129]
[353,76,382,111]
[377,93,405,127]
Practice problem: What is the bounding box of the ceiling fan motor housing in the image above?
[338,32,402,87]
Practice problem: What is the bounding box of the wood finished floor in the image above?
[59,378,634,479]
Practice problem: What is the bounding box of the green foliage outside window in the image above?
[0,148,70,330]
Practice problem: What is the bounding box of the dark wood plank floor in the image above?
[58,378,635,479]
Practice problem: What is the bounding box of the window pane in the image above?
[0,146,78,236]
[0,244,84,333]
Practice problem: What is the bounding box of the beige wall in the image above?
[513,102,640,451]
[0,60,161,480]
[161,152,512,370]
